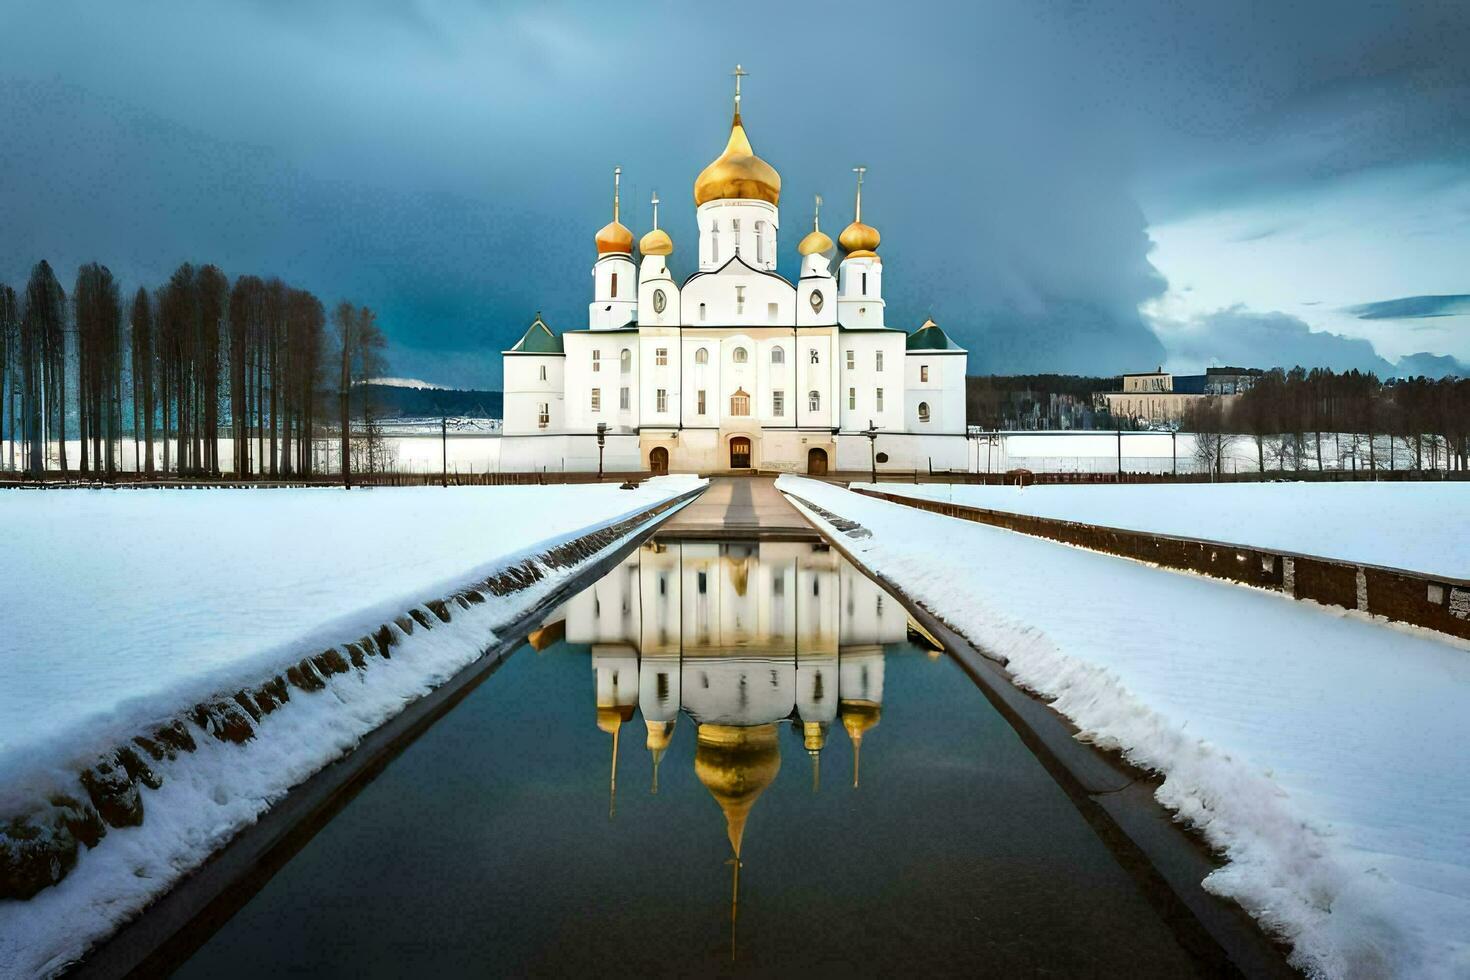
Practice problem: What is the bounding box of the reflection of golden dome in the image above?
[840,700,881,788]
[839,221,881,255]
[802,721,828,753]
[694,114,781,207]
[597,703,635,733]
[639,227,673,256]
[596,220,634,255]
[798,229,834,256]
[694,724,781,856]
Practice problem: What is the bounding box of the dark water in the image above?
[177,537,1204,977]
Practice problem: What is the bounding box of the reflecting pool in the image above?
[177,537,1207,976]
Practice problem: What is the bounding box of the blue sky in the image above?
[1,0,1466,386]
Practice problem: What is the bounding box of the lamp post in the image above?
[863,420,880,483]
[596,422,609,481]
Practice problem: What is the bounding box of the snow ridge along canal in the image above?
[0,477,702,977]
[779,476,1470,980]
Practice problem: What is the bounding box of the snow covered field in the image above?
[780,476,1470,979]
[868,480,1470,578]
[0,477,700,976]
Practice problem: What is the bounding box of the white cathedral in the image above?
[501,69,968,475]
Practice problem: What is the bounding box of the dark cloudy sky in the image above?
[2,0,1467,387]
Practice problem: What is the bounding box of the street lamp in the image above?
[863,419,880,483]
[596,423,609,481]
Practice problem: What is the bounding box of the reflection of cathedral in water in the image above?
[552,538,911,860]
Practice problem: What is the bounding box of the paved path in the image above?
[657,476,817,540]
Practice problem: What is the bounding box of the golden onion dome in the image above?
[639,227,673,256]
[839,221,881,255]
[595,220,634,255]
[694,723,781,856]
[645,718,676,752]
[802,720,828,752]
[840,699,881,789]
[694,113,781,207]
[798,229,834,256]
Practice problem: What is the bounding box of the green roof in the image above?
[906,318,964,351]
[507,314,563,354]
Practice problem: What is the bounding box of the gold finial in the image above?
[731,63,748,114]
[650,190,660,230]
[852,166,867,223]
[610,722,620,819]
[612,166,622,223]
[810,750,820,793]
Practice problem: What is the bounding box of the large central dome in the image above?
[693,113,781,207]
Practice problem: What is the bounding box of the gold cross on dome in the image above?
[650,191,661,230]
[732,64,748,109]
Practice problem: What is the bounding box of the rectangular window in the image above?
[610,272,618,298]
[876,387,884,411]
[697,389,707,415]
[590,388,601,412]
[767,302,778,322]
[920,364,929,382]
[619,386,630,411]
[848,387,856,410]
[655,347,668,366]
[735,284,745,314]
[592,350,600,372]
[538,365,547,381]
[537,403,549,429]
[656,388,668,413]
[876,351,884,371]
[846,350,855,371]
[772,390,785,417]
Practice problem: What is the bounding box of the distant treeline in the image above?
[1185,367,1469,473]
[0,259,386,479]
[967,374,1119,430]
[351,384,501,420]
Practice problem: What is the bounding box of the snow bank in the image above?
[780,476,1470,979]
[864,480,1470,578]
[0,477,700,976]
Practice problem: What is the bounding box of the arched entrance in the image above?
[649,446,669,475]
[729,436,752,470]
[807,447,828,475]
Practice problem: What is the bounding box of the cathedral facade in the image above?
[501,72,968,475]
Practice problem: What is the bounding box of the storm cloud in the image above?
[1,1,1465,386]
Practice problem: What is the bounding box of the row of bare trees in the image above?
[0,259,389,482]
[1185,367,1470,474]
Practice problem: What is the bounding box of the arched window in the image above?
[755,221,766,264]
[808,390,821,412]
[538,365,546,381]
[620,348,631,372]
[730,388,750,416]
[918,402,931,423]
[699,303,707,321]
[771,346,785,365]
[809,349,820,365]
[733,347,748,364]
[710,222,720,263]
[695,347,709,365]
[611,272,618,298]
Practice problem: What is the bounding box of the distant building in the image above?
[1096,367,1237,427]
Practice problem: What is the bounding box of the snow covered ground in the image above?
[780,476,1470,979]
[865,480,1470,578]
[0,477,701,976]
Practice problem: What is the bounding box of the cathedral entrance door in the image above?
[729,437,752,470]
[807,447,828,475]
[649,446,669,475]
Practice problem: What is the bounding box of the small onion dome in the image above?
[797,229,834,256]
[639,227,673,256]
[596,703,635,734]
[694,113,781,207]
[840,699,882,788]
[802,720,828,752]
[839,220,881,255]
[595,219,634,255]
